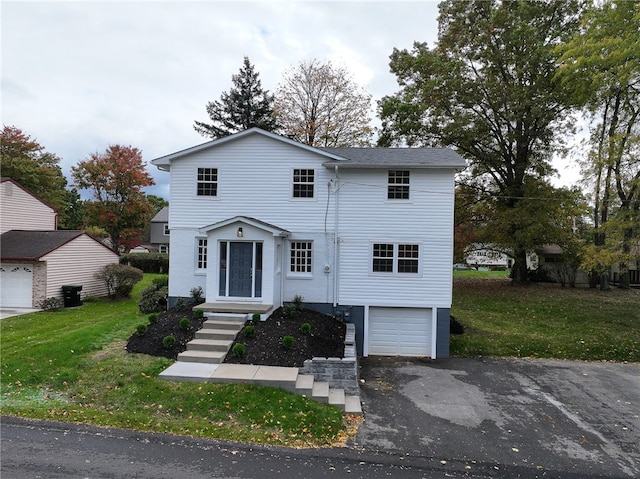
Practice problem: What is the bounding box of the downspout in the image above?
[333,165,339,307]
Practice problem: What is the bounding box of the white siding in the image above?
[41,235,120,299]
[0,180,57,234]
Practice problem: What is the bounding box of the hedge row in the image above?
[119,253,169,273]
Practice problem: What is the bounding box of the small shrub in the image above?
[162,335,176,349]
[232,343,246,357]
[190,286,204,304]
[138,285,168,314]
[252,313,261,323]
[243,325,255,338]
[39,297,64,312]
[300,322,311,335]
[292,294,304,310]
[193,309,204,319]
[282,335,295,349]
[95,263,143,299]
[282,304,297,318]
[148,313,159,323]
[174,297,187,310]
[136,324,147,336]
[179,317,191,330]
[152,275,169,288]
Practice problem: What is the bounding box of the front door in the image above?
[220,241,263,298]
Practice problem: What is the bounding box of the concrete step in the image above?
[344,395,363,415]
[187,338,232,352]
[195,328,238,341]
[328,388,346,410]
[201,319,245,331]
[295,374,314,396]
[311,382,330,403]
[177,350,226,364]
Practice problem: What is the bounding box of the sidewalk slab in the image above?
[211,364,260,383]
[158,362,218,382]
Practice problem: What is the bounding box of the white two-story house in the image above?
[151,128,465,358]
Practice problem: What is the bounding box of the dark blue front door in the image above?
[229,242,253,297]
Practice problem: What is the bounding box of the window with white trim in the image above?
[290,241,313,273]
[159,244,169,254]
[196,238,208,269]
[388,170,410,200]
[197,168,218,196]
[372,243,419,274]
[292,169,314,198]
[163,224,169,235]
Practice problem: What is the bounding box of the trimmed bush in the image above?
[152,275,169,288]
[162,335,176,349]
[95,263,143,299]
[148,313,159,323]
[193,309,204,319]
[138,285,168,314]
[252,313,261,323]
[179,317,191,330]
[281,335,295,349]
[243,325,255,338]
[300,322,311,335]
[136,324,147,336]
[119,253,169,273]
[232,343,246,357]
[282,304,297,318]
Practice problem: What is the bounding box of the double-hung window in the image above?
[372,243,419,274]
[290,241,313,274]
[388,170,410,200]
[197,168,218,197]
[163,224,170,235]
[293,169,314,198]
[196,238,208,270]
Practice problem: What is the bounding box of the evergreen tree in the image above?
[194,57,279,138]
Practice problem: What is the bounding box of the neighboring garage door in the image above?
[0,263,33,308]
[368,307,432,357]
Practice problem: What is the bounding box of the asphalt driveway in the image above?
[350,357,640,479]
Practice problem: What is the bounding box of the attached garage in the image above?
[0,263,33,308]
[368,307,432,357]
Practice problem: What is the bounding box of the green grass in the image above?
[451,277,640,362]
[1,275,347,447]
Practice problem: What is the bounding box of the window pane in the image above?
[388,170,410,199]
[197,238,208,269]
[293,169,314,198]
[197,168,218,196]
[398,244,419,273]
[290,241,312,273]
[219,242,227,296]
[373,243,394,272]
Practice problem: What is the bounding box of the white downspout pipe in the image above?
[333,165,339,307]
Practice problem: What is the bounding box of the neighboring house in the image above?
[0,230,120,308]
[0,178,120,308]
[150,206,170,253]
[1,177,57,234]
[151,128,466,358]
[464,244,513,269]
[129,244,159,254]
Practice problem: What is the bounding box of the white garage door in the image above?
[368,307,432,357]
[0,264,34,308]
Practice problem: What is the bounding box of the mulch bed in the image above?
[224,307,346,368]
[125,306,346,367]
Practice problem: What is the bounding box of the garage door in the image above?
[368,307,432,357]
[0,264,33,308]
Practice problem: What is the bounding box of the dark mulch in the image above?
[126,307,206,360]
[125,306,346,367]
[224,307,346,368]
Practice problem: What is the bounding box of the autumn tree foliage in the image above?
[71,145,155,253]
[0,125,69,225]
[194,57,279,139]
[378,0,584,283]
[274,59,374,147]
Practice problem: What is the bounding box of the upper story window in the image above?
[163,224,170,235]
[388,170,410,200]
[293,169,315,198]
[290,241,313,273]
[372,243,419,274]
[196,238,208,269]
[159,244,169,254]
[197,168,218,196]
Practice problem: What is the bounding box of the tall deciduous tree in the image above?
[378,0,583,283]
[557,0,640,289]
[0,125,69,225]
[275,59,373,147]
[194,57,279,138]
[71,145,155,253]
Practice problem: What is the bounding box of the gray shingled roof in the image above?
[0,230,85,260]
[320,147,467,169]
[151,206,169,222]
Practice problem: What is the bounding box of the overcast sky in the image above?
[2,0,580,200]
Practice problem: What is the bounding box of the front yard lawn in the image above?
[451,276,640,362]
[0,275,347,448]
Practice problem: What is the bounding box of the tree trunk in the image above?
[511,250,529,285]
[600,269,611,291]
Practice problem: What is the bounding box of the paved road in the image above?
[352,357,640,479]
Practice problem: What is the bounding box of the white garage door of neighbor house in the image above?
[368,307,432,357]
[0,264,34,308]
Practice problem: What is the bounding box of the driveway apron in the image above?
[351,357,640,479]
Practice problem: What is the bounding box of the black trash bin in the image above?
[62,285,83,307]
